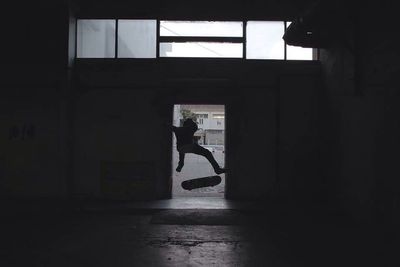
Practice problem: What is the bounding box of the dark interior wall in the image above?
[226,87,277,200]
[73,60,320,200]
[319,3,400,224]
[277,74,320,204]
[1,0,323,201]
[68,0,324,201]
[1,1,70,198]
[0,88,67,197]
[74,88,164,199]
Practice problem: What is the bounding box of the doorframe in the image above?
[169,101,228,198]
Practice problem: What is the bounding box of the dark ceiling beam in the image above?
[71,0,314,20]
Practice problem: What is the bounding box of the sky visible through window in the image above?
[77,19,314,60]
[160,42,243,58]
[286,22,313,60]
[160,21,243,37]
[246,21,285,59]
[160,21,312,59]
[160,21,243,58]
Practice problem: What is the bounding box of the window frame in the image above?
[75,18,318,61]
[159,20,245,59]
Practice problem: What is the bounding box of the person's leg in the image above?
[192,144,225,174]
[176,152,185,172]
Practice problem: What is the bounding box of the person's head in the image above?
[183,118,198,131]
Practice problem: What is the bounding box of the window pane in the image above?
[117,20,156,58]
[77,19,115,58]
[246,21,285,60]
[287,45,313,60]
[286,22,314,60]
[160,21,243,37]
[160,42,242,58]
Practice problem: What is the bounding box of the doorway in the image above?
[172,104,226,198]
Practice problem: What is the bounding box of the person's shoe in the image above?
[215,167,226,175]
[176,165,183,172]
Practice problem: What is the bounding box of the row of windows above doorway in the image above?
[77,20,316,60]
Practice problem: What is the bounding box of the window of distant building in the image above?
[196,114,208,118]
[213,114,225,119]
[196,113,208,125]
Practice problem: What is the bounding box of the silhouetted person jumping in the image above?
[172,118,226,175]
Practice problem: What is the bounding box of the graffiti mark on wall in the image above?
[9,124,36,140]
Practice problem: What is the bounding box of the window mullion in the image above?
[284,21,287,60]
[156,19,160,58]
[243,20,246,59]
[115,19,118,58]
[159,36,243,43]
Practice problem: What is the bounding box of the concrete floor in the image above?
[172,149,225,198]
[0,198,397,267]
[83,197,263,211]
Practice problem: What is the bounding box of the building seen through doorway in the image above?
[172,104,225,198]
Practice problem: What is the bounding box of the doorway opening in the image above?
[172,104,226,198]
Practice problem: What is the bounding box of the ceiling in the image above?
[71,0,319,20]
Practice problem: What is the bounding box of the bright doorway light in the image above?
[172,104,226,198]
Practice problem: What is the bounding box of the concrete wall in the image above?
[1,0,324,203]
[1,2,70,198]
[277,74,320,203]
[0,88,67,197]
[226,87,278,199]
[73,89,167,199]
[319,3,400,225]
[73,60,320,200]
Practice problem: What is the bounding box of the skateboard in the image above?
[181,175,222,191]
